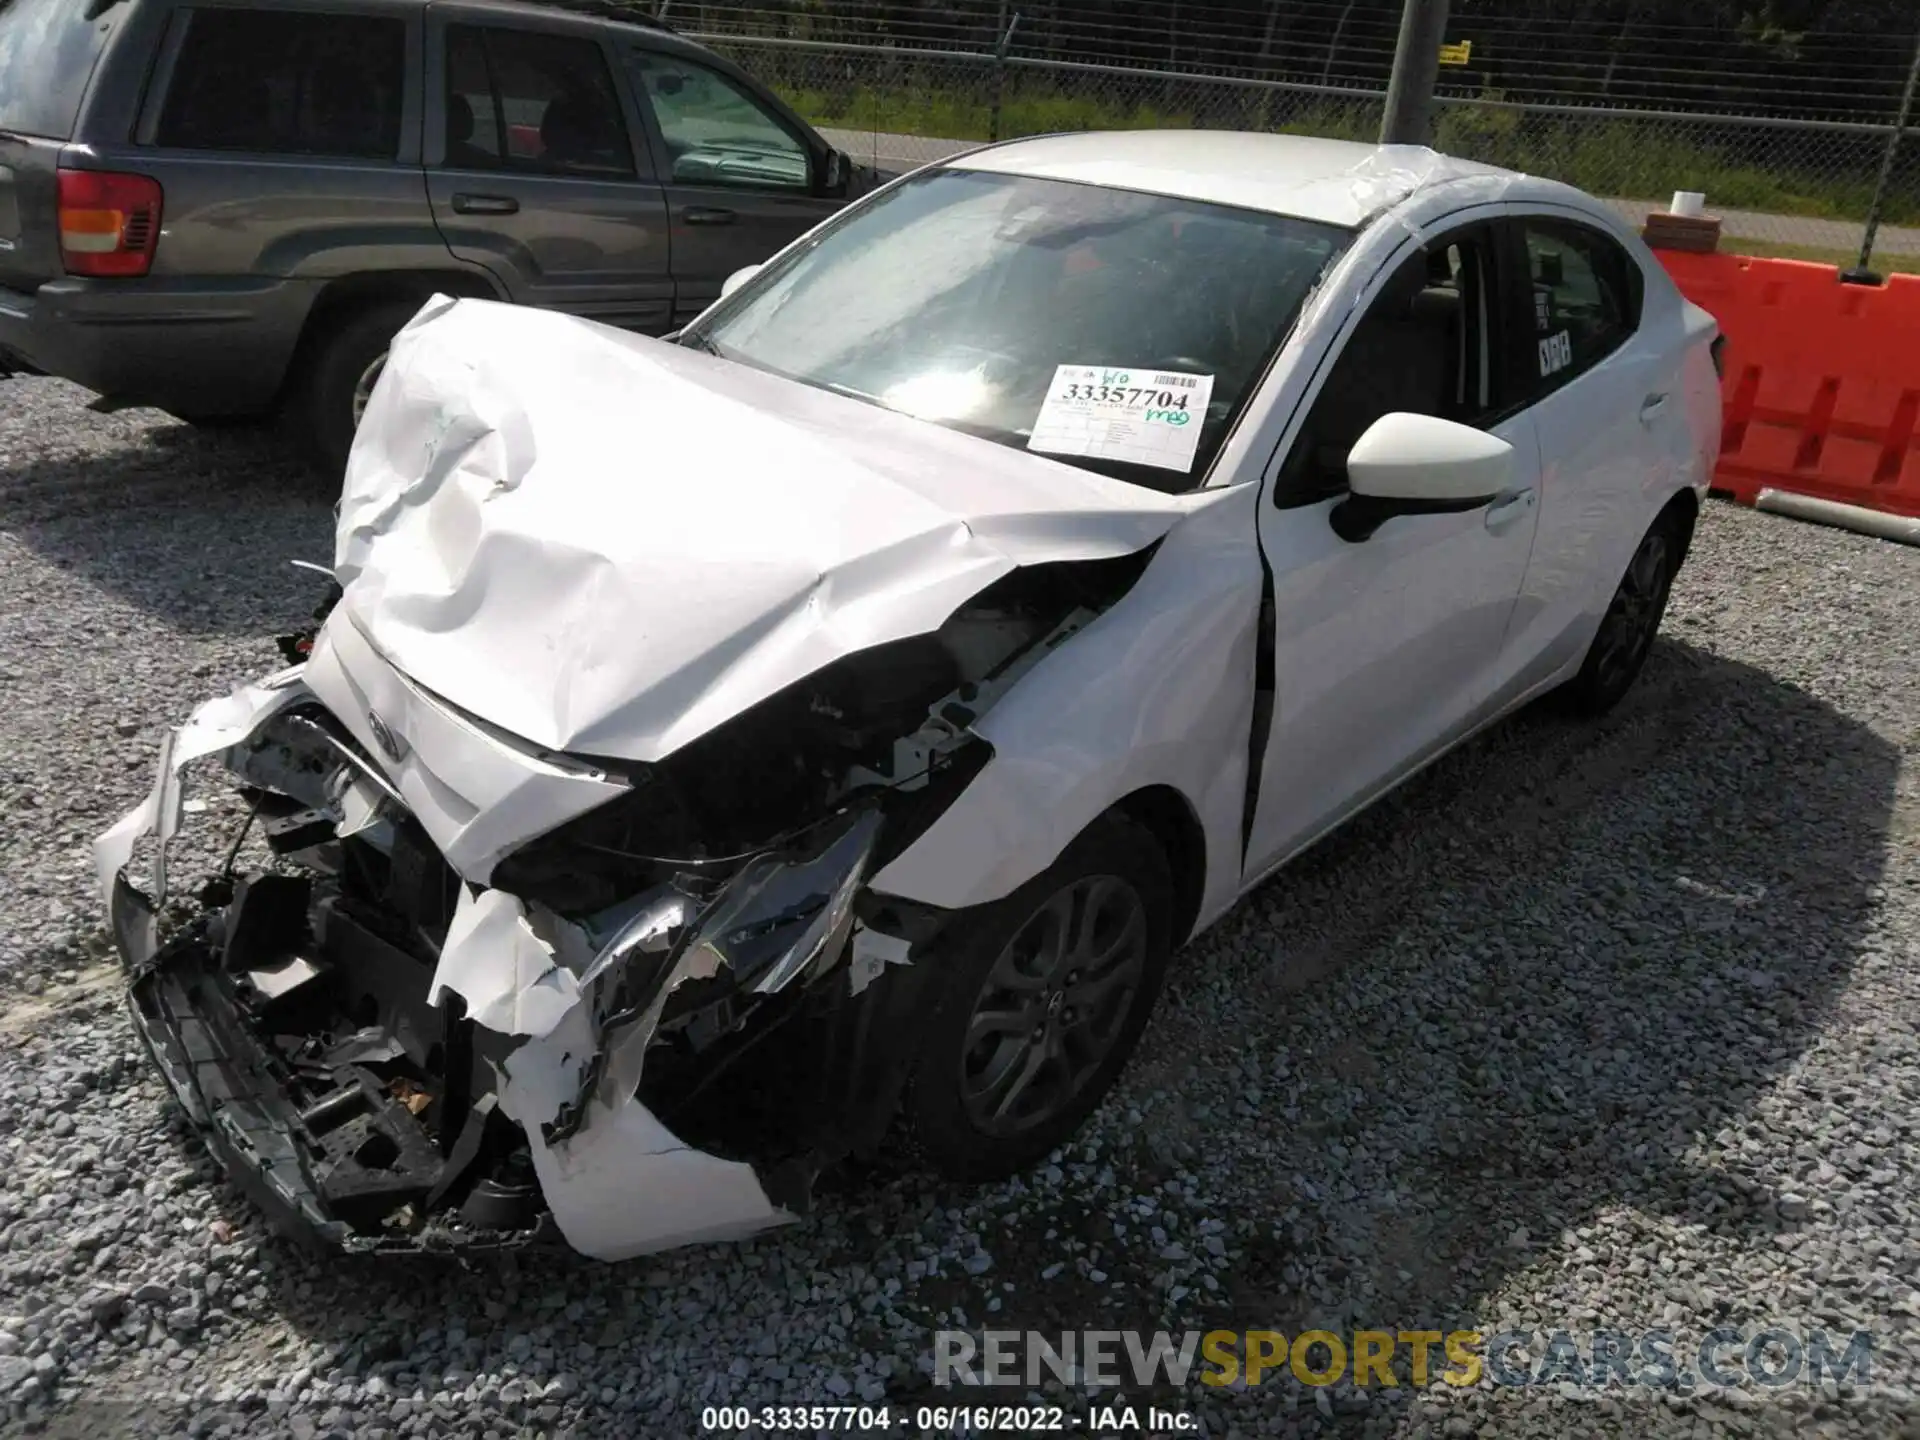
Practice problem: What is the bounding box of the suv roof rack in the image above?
[513,0,677,32]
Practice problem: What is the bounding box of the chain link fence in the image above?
[691,33,1920,271]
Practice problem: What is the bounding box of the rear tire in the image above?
[301,300,424,476]
[902,813,1173,1183]
[1557,507,1685,716]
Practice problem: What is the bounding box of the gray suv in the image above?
[0,0,874,466]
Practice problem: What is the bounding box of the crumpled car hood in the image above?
[338,298,1198,763]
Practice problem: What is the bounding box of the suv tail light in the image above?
[57,169,163,278]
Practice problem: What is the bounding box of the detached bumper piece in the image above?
[114,873,551,1256]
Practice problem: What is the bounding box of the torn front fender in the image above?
[412,809,885,1260]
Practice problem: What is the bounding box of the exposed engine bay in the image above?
[100,551,1153,1258]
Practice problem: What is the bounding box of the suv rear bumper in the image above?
[0,274,315,415]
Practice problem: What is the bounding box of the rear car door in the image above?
[424,11,673,331]
[1487,209,1674,707]
[128,2,426,274]
[620,44,843,325]
[1244,218,1545,877]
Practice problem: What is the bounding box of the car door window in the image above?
[155,8,404,159]
[1275,226,1504,507]
[443,26,634,179]
[628,51,808,191]
[1517,218,1640,398]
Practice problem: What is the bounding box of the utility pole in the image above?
[1379,0,1451,146]
[1853,26,1920,278]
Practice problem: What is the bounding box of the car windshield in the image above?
[682,167,1350,492]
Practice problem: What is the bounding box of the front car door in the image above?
[423,9,673,331]
[620,43,845,326]
[1243,216,1545,877]
[1487,208,1679,709]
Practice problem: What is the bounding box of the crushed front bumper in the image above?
[96,669,944,1260]
[112,877,540,1255]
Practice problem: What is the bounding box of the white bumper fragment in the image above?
[524,1100,791,1261]
[91,666,311,911]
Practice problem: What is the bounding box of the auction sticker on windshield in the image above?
[1028,365,1216,473]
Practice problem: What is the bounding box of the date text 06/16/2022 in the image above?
[698,1403,1199,1433]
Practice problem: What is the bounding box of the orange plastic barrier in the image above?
[1655,250,1920,520]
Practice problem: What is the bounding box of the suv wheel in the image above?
[903,813,1173,1182]
[303,300,424,474]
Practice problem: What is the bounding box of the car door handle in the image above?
[1483,487,1537,532]
[1639,391,1670,424]
[683,206,738,226]
[451,193,519,215]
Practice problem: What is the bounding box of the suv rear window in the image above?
[155,8,404,159]
[0,0,119,140]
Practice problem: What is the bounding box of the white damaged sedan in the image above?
[96,131,1721,1260]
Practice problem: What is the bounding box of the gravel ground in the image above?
[1,375,1917,1440]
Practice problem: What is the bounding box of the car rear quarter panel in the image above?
[868,483,1264,942]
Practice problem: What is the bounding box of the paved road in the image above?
[825,125,1920,259]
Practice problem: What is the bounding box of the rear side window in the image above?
[0,0,119,139]
[155,8,405,160]
[442,26,634,179]
[1517,217,1640,394]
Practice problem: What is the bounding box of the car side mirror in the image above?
[1331,412,1513,543]
[821,147,849,197]
[720,263,762,299]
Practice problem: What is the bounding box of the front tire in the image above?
[1558,508,1685,716]
[903,813,1173,1183]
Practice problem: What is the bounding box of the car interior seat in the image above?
[540,92,617,172]
[446,94,494,167]
[1299,253,1457,492]
[1409,245,1470,417]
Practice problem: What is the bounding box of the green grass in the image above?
[781,84,1198,141]
[778,81,1920,228]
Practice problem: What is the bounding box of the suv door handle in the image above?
[683,206,737,226]
[451,193,519,215]
[1639,391,1670,424]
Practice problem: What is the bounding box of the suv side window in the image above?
[155,9,405,159]
[444,26,634,179]
[628,51,808,191]
[1517,218,1640,397]
[1275,225,1506,507]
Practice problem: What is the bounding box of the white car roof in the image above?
[947,130,1517,230]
